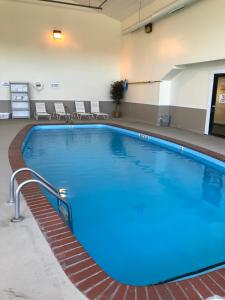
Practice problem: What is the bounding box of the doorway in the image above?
[209,74,225,137]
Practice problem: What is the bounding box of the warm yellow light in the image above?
[53,30,62,40]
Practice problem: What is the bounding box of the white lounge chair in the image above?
[74,101,93,119]
[34,103,51,120]
[91,101,109,119]
[54,103,71,120]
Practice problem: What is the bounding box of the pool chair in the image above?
[91,101,109,119]
[34,102,51,120]
[54,103,71,120]
[74,101,93,119]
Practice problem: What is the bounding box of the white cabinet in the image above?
[10,82,30,119]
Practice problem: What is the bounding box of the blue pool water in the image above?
[23,125,225,285]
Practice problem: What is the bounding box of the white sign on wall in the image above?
[1,82,9,87]
[219,94,225,103]
[51,82,60,88]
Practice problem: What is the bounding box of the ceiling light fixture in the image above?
[53,30,62,39]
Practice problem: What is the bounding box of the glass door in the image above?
[209,74,225,137]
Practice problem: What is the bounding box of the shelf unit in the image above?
[10,82,30,119]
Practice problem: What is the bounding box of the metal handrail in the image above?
[9,168,58,204]
[11,179,73,231]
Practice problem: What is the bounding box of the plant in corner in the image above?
[110,81,125,118]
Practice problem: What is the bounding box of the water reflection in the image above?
[65,132,76,147]
[110,133,127,158]
[202,166,223,207]
[110,133,156,174]
[23,140,46,160]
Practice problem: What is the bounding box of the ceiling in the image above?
[35,0,157,21]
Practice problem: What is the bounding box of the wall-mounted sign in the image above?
[51,82,60,88]
[219,94,225,104]
[1,82,9,87]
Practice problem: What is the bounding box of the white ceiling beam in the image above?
[122,0,200,34]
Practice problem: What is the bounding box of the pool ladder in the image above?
[9,168,73,231]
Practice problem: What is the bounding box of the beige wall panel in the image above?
[0,0,121,102]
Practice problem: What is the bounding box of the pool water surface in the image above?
[23,125,225,285]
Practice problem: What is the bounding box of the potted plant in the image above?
[110,81,125,118]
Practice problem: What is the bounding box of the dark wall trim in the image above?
[170,106,207,134]
[0,101,11,113]
[121,102,160,125]
[0,100,114,116]
[0,100,207,134]
[121,102,207,134]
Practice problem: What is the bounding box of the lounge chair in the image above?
[54,103,71,120]
[74,101,93,119]
[34,103,51,120]
[91,101,109,119]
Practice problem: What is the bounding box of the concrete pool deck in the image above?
[1,118,225,300]
[0,119,87,300]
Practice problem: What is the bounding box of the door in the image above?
[209,74,225,137]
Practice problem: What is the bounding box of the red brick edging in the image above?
[8,122,225,300]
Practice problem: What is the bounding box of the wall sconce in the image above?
[53,30,62,40]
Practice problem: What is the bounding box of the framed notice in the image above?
[219,94,225,104]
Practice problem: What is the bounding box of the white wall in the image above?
[2,0,225,113]
[170,61,225,109]
[122,84,160,105]
[121,0,225,107]
[0,0,121,101]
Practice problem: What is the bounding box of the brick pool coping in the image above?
[8,122,225,300]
